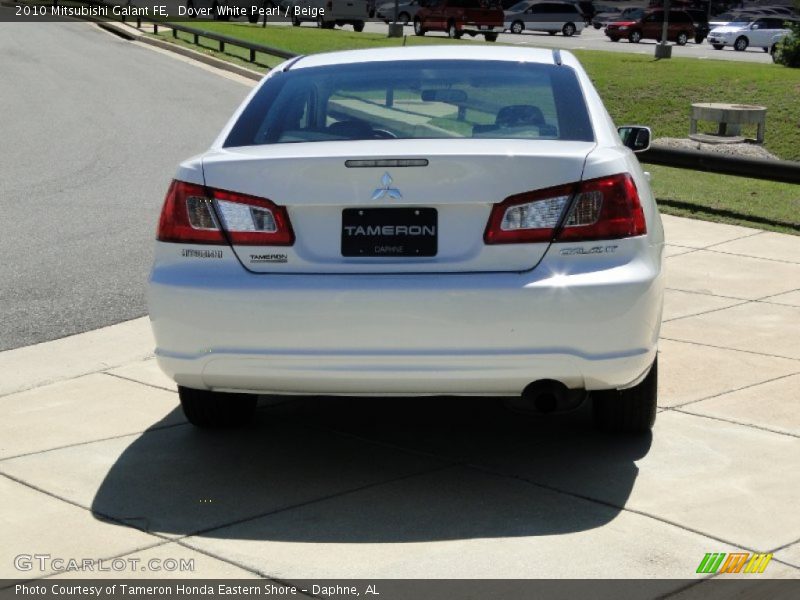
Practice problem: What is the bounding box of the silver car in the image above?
[505,0,586,36]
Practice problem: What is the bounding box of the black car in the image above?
[686,8,710,43]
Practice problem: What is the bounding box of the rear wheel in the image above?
[510,20,524,34]
[694,34,705,44]
[562,22,576,37]
[413,18,426,36]
[186,0,197,17]
[548,30,557,36]
[712,43,723,49]
[398,11,410,26]
[292,15,301,26]
[676,31,688,45]
[629,30,641,43]
[179,386,257,429]
[593,23,601,29]
[734,36,748,51]
[593,359,658,434]
[484,32,498,42]
[762,46,769,53]
[353,20,365,32]
[608,36,619,42]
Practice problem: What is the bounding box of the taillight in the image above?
[156,180,294,246]
[484,173,645,245]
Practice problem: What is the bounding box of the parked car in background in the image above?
[685,8,710,43]
[707,16,795,51]
[504,1,585,36]
[376,0,425,24]
[290,0,370,30]
[593,6,644,29]
[149,45,664,434]
[414,0,504,41]
[605,9,697,45]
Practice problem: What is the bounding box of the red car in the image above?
[414,0,504,42]
[605,9,696,45]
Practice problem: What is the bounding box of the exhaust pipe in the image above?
[521,380,570,413]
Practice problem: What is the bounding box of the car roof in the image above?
[291,46,577,70]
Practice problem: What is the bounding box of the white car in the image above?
[707,16,794,51]
[149,46,665,433]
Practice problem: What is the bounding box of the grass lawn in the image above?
[148,23,800,234]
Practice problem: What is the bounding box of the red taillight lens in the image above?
[484,173,645,245]
[156,180,294,246]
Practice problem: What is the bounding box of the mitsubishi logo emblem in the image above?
[371,172,402,201]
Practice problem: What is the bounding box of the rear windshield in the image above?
[224,60,594,147]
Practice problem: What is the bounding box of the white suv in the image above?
[707,16,794,51]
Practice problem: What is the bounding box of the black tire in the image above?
[629,30,641,43]
[292,15,301,26]
[593,23,601,29]
[694,34,704,44]
[562,22,576,37]
[398,11,410,26]
[484,32,498,42]
[762,47,769,53]
[212,2,230,21]
[413,18,425,36]
[548,30,557,36]
[593,359,658,434]
[247,6,259,23]
[676,31,688,46]
[353,20,365,32]
[511,20,524,34]
[712,43,723,50]
[186,0,197,18]
[179,386,257,429]
[609,36,619,42]
[734,36,748,51]
[447,21,461,39]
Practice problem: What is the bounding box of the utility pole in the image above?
[388,0,404,36]
[655,0,673,58]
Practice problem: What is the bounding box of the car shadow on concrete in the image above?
[90,396,651,541]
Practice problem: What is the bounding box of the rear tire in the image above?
[629,30,641,43]
[398,11,410,26]
[353,20,365,32]
[592,358,658,434]
[712,43,723,50]
[676,31,688,46]
[413,18,426,36]
[484,32,498,42]
[734,36,748,51]
[562,22,576,37]
[609,36,619,42]
[511,20,524,34]
[179,386,257,429]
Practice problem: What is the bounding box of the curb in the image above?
[91,18,264,82]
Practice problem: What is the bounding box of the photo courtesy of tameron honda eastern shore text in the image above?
[148,46,664,433]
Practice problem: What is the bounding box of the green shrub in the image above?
[774,21,800,68]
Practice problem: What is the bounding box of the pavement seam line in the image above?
[0,469,174,543]
[310,422,777,560]
[174,462,460,541]
[659,336,800,363]
[0,421,189,463]
[665,370,800,410]
[704,247,800,266]
[667,407,800,440]
[169,539,269,579]
[102,370,177,394]
[662,300,752,323]
[663,286,750,301]
[701,230,766,249]
[464,462,766,556]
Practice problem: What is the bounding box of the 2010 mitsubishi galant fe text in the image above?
[148,46,665,434]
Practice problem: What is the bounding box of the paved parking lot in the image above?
[1,215,798,582]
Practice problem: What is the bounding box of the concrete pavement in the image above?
[1,214,798,582]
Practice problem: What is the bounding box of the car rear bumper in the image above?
[149,239,663,396]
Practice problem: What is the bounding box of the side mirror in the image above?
[618,125,651,153]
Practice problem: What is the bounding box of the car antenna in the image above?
[552,49,562,66]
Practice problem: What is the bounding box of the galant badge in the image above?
[371,172,402,201]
